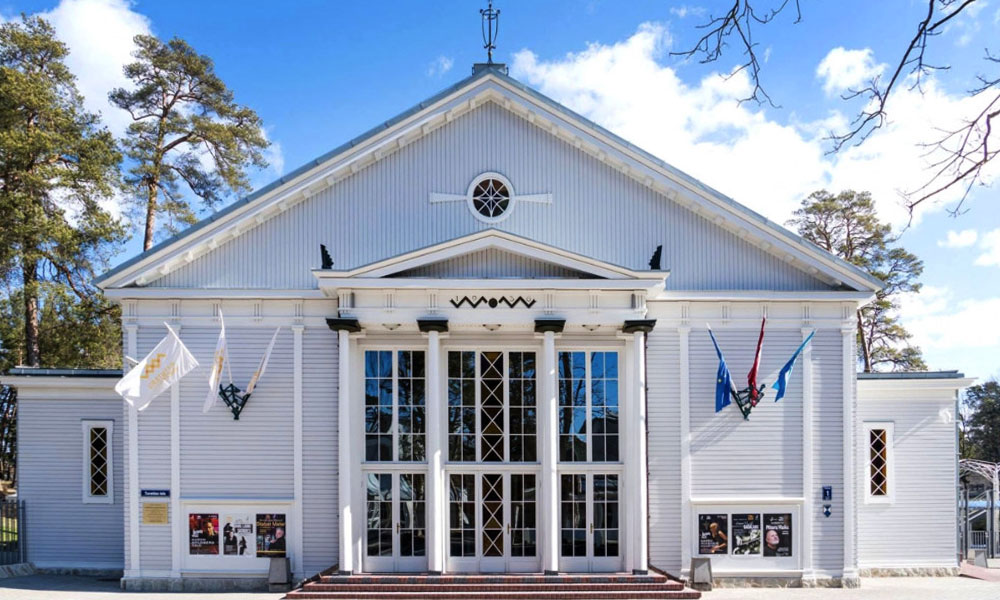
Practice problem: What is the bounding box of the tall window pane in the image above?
[400,473,426,557]
[448,352,476,461]
[480,352,505,462]
[869,428,888,496]
[364,351,393,461]
[449,474,476,557]
[366,473,392,556]
[558,352,587,462]
[397,351,426,461]
[560,474,587,556]
[509,352,537,462]
[591,352,619,462]
[89,427,109,497]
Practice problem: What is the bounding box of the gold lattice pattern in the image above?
[869,429,888,496]
[480,352,504,461]
[89,427,109,496]
[482,474,504,556]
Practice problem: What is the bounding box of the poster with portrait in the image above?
[256,513,287,557]
[697,513,729,554]
[731,513,761,555]
[188,513,219,555]
[763,513,793,557]
[222,514,255,557]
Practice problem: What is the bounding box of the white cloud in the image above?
[938,229,978,248]
[37,0,152,137]
[669,5,704,19]
[427,55,454,78]
[510,23,999,228]
[899,285,1000,351]
[975,228,1000,266]
[815,47,885,96]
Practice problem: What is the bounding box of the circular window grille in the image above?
[471,178,511,219]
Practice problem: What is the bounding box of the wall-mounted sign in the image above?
[142,502,169,525]
[763,513,792,557]
[189,513,219,555]
[140,489,170,497]
[256,513,287,558]
[697,514,729,555]
[731,513,762,555]
[822,486,833,501]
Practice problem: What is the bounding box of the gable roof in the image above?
[96,65,882,293]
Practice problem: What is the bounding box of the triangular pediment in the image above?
[315,230,667,284]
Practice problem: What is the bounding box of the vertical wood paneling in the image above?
[391,248,589,279]
[153,103,832,292]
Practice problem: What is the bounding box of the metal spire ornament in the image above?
[480,1,500,64]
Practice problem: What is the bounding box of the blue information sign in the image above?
[140,489,170,497]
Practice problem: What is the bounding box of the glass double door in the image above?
[447,471,540,573]
[559,472,623,572]
[364,471,427,572]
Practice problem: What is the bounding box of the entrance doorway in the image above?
[446,471,540,573]
[363,471,428,572]
[558,472,623,572]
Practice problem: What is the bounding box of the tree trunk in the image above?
[143,181,158,251]
[21,257,40,367]
[856,309,872,373]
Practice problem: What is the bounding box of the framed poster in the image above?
[731,513,761,556]
[188,513,219,555]
[142,502,169,525]
[256,513,287,557]
[222,514,255,557]
[697,513,729,554]
[763,513,793,557]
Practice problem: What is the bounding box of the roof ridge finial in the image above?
[480,0,500,64]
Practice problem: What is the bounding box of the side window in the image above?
[364,350,427,462]
[82,420,114,504]
[865,422,894,503]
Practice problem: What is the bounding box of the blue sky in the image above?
[3,0,999,381]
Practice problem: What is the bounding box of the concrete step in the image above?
[286,591,701,600]
[300,582,686,592]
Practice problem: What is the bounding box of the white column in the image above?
[631,330,649,574]
[170,324,182,577]
[678,326,692,578]
[425,329,445,573]
[292,325,304,578]
[801,327,815,581]
[540,330,559,573]
[338,329,354,573]
[841,325,858,584]
[125,323,140,576]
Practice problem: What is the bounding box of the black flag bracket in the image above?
[730,385,766,420]
[218,383,252,420]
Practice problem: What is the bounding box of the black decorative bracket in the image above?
[730,385,767,420]
[218,382,252,420]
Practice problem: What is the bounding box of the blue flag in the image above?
[772,331,816,402]
[707,327,734,412]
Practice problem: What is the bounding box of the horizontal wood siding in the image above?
[153,102,831,292]
[391,248,590,279]
[302,327,339,575]
[857,393,957,568]
[137,329,172,571]
[646,328,682,573]
[689,327,804,497]
[18,396,124,568]
[810,330,845,574]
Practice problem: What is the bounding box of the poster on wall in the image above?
[223,514,255,557]
[256,513,287,557]
[697,514,729,554]
[763,513,793,557]
[188,513,219,555]
[731,513,762,555]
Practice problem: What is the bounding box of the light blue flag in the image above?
[707,326,735,412]
[772,331,816,402]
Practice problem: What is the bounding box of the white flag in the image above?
[202,309,231,414]
[115,324,199,411]
[245,328,280,395]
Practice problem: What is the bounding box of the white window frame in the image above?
[82,420,114,504]
[863,421,894,505]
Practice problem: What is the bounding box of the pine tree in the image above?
[788,190,926,372]
[0,15,124,367]
[961,380,1000,462]
[109,35,269,251]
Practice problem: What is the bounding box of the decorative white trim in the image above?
[337,329,354,573]
[862,422,895,505]
[465,172,518,224]
[292,325,304,576]
[170,323,182,576]
[81,420,114,504]
[841,327,857,577]
[690,497,805,505]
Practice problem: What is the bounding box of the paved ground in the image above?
[0,575,996,599]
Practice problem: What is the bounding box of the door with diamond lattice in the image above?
[446,471,539,572]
